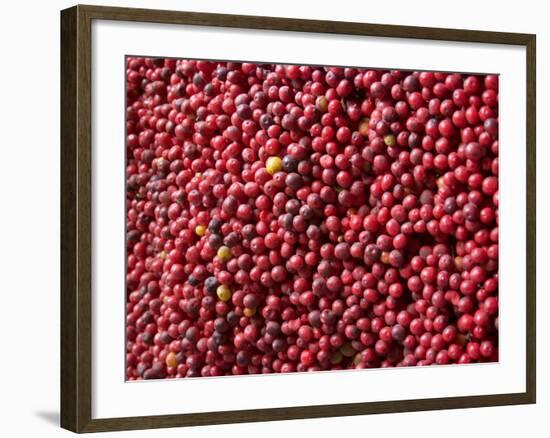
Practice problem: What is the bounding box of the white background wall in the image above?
[0,1,545,437]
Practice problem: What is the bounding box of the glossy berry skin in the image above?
[126,58,499,380]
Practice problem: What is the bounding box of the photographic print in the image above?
[125,59,499,380]
[61,5,534,431]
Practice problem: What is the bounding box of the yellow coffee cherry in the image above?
[265,156,283,175]
[243,307,256,317]
[384,134,396,146]
[380,251,390,264]
[216,284,232,302]
[217,245,232,262]
[455,256,464,271]
[165,351,178,368]
[195,225,206,237]
[340,342,356,358]
[316,96,329,113]
[359,117,370,136]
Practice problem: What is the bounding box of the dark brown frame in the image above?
[61,4,536,433]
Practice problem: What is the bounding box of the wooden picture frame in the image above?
[61,4,536,433]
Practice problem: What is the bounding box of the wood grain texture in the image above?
[76,3,94,432]
[60,5,78,432]
[79,4,534,45]
[81,393,533,433]
[60,4,537,433]
[525,34,536,404]
[61,5,94,432]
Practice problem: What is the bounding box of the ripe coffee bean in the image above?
[126,58,499,380]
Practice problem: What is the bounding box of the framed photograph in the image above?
[60,4,536,433]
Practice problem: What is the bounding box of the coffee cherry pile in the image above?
[125,57,499,380]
